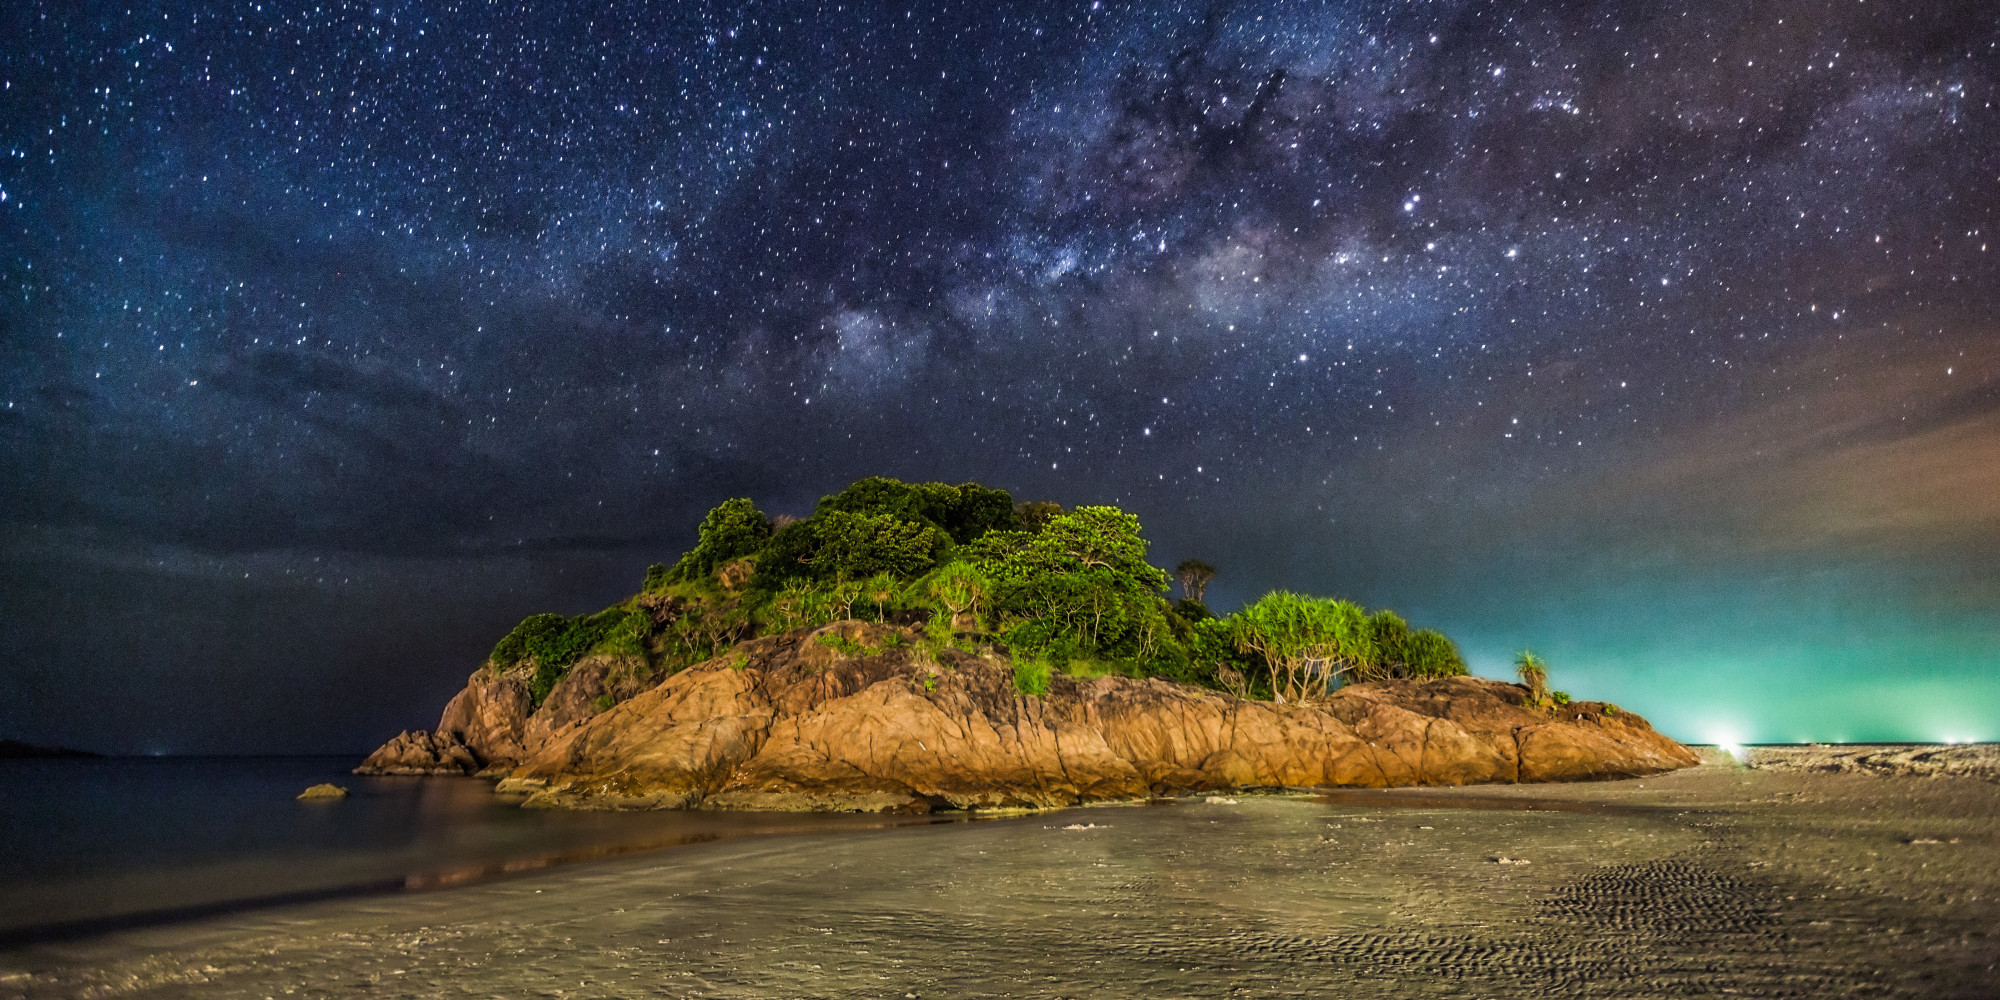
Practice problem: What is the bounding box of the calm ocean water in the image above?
[0,756,936,942]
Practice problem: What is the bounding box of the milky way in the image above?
[3,1,1996,751]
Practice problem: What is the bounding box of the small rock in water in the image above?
[1204,796,1239,805]
[297,783,349,800]
[1491,856,1531,865]
[1059,823,1107,831]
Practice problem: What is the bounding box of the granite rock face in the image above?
[355,655,650,776]
[483,621,1697,812]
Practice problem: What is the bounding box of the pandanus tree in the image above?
[928,562,991,632]
[863,572,899,622]
[1516,650,1551,707]
[1230,592,1377,703]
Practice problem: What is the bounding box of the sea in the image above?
[0,756,940,944]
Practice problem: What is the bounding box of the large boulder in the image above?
[493,622,1699,811]
[355,666,534,775]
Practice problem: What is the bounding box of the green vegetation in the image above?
[490,607,650,707]
[1516,650,1552,709]
[484,476,1475,710]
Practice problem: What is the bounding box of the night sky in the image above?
[3,1,1996,754]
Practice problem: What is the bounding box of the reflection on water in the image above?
[0,757,947,941]
[5,761,1999,999]
[7,770,2000,1000]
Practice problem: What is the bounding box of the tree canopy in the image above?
[494,475,1471,702]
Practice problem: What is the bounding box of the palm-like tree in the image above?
[1515,650,1550,707]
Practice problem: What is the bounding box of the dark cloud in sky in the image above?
[2,0,1996,752]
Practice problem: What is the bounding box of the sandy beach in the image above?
[3,748,1995,999]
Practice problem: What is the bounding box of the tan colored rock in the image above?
[499,622,1699,812]
[353,728,481,775]
[520,654,657,753]
[297,783,348,800]
[435,666,534,768]
[357,662,545,776]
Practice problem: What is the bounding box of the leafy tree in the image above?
[929,482,1019,542]
[643,562,670,591]
[1174,559,1217,604]
[1231,592,1376,703]
[984,506,1172,662]
[1013,499,1065,532]
[812,510,949,580]
[813,476,1016,544]
[672,498,772,581]
[752,517,822,588]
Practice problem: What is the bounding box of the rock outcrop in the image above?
[355,655,653,776]
[455,621,1697,812]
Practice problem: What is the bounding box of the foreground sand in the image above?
[3,749,1996,998]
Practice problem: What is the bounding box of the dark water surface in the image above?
[0,757,937,941]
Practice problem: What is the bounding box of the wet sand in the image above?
[3,748,1996,999]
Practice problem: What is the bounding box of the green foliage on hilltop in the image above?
[670,498,772,582]
[491,607,651,707]
[489,475,1476,711]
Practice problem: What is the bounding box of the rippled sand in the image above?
[4,750,1996,999]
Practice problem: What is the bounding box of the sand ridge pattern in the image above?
[1748,744,2000,783]
[3,757,1996,999]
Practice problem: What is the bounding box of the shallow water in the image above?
[4,753,1998,998]
[0,757,942,941]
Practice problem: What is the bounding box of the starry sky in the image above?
[3,0,1996,754]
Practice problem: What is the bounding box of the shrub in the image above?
[1550,690,1572,706]
[521,607,640,705]
[1360,610,1413,682]
[1012,656,1052,696]
[643,562,669,591]
[491,613,570,670]
[1402,628,1469,678]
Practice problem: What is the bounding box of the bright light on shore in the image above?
[1707,729,1749,761]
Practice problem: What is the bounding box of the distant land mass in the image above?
[0,738,101,759]
[361,477,1698,809]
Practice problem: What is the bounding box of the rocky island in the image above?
[361,477,1697,809]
